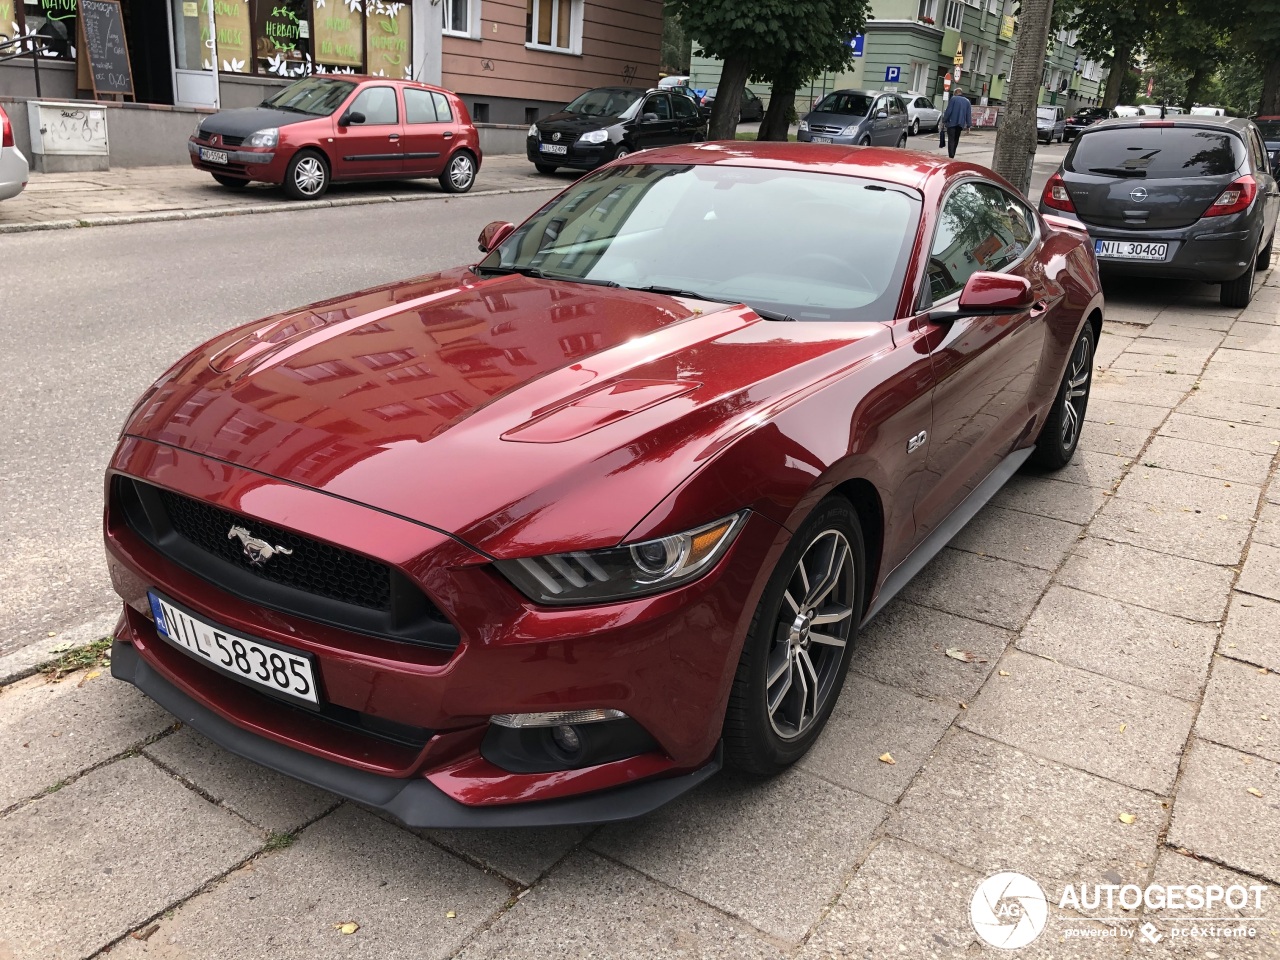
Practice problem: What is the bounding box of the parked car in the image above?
[698,86,765,122]
[1190,106,1227,116]
[106,140,1103,827]
[189,76,480,200]
[1064,106,1109,141]
[1256,116,1280,174]
[1040,116,1280,307]
[798,90,909,146]
[905,95,942,135]
[1112,105,1141,117]
[0,103,28,202]
[1037,105,1066,143]
[658,75,691,90]
[528,86,706,174]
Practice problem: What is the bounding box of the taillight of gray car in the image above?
[1038,117,1280,308]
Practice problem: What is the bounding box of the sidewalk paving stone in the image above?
[591,769,886,943]
[1090,370,1196,408]
[455,850,788,960]
[1114,466,1262,519]
[1085,398,1171,431]
[949,505,1084,571]
[1037,449,1132,491]
[112,804,511,960]
[889,730,1166,917]
[1157,412,1280,454]
[1137,435,1275,486]
[849,599,1010,703]
[1252,500,1280,547]
[1236,542,1280,602]
[1109,350,1208,376]
[1120,337,1219,362]
[0,670,173,810]
[1167,739,1280,885]
[1077,421,1152,458]
[1058,538,1235,622]
[899,548,1054,630]
[1195,656,1280,764]
[1089,496,1253,566]
[990,475,1110,525]
[958,649,1196,794]
[1191,378,1280,412]
[1018,585,1216,701]
[0,756,260,960]
[798,673,959,804]
[1220,594,1280,673]
[1176,393,1280,429]
[1203,350,1280,387]
[1225,321,1280,353]
[418,825,590,887]
[797,839,1132,960]
[144,727,340,834]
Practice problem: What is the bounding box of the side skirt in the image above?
[862,446,1035,624]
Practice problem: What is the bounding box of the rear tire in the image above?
[1029,322,1095,470]
[211,173,248,189]
[722,498,865,776]
[534,162,558,174]
[440,150,477,193]
[1256,232,1274,272]
[1221,261,1257,308]
[282,150,328,200]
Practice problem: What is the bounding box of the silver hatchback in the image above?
[0,103,28,202]
[798,90,910,147]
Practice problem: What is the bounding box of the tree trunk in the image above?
[708,54,750,140]
[758,82,796,141]
[991,0,1055,195]
[1101,42,1131,110]
[1183,65,1208,113]
[1261,56,1280,115]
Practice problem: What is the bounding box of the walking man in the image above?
[941,87,972,159]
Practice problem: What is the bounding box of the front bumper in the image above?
[188,137,282,182]
[526,137,610,169]
[797,130,859,145]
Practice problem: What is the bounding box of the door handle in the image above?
[1030,299,1050,317]
[443,131,454,139]
[388,133,400,141]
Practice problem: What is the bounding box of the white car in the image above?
[1190,105,1226,116]
[905,95,941,135]
[658,76,691,90]
[1112,105,1141,117]
[0,103,29,202]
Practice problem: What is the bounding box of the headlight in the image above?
[246,127,278,148]
[495,512,746,605]
[841,124,860,136]
[528,122,539,138]
[578,129,609,144]
[798,119,810,132]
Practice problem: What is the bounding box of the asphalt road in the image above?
[0,135,1071,657]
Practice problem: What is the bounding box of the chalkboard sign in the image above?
[77,0,134,98]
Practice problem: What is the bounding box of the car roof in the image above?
[823,89,897,98]
[1080,115,1254,136]
[607,141,997,193]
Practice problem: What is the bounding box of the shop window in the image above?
[525,106,538,123]
[313,0,361,72]
[258,0,310,77]
[525,0,578,53]
[365,0,410,79]
[13,0,77,60]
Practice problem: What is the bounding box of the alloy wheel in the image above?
[294,156,325,197]
[765,529,856,740]
[1061,332,1092,451]
[449,154,475,191]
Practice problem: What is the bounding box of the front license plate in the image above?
[539,143,568,155]
[1095,239,1168,260]
[199,147,229,165]
[148,592,319,705]
[812,136,834,143]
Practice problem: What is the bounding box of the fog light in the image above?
[551,724,581,753]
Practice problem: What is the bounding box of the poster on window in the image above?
[259,0,309,76]
[200,0,250,71]
[365,0,409,79]
[0,0,16,41]
[312,0,359,69]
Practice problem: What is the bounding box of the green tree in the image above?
[991,0,1056,193]
[668,0,871,140]
[1068,0,1170,107]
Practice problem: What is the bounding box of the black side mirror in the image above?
[338,110,366,126]
[642,112,660,122]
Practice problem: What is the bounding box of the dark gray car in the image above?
[1038,117,1280,307]
[798,90,909,147]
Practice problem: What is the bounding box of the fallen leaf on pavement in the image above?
[1262,715,1271,722]
[1247,788,1263,798]
[1118,723,1127,733]
[1119,813,1136,824]
[998,670,1010,677]
[130,925,159,942]
[335,922,359,935]
[878,752,896,765]
[945,648,987,663]
[446,911,457,919]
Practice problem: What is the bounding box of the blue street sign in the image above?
[850,34,864,56]
[885,65,901,83]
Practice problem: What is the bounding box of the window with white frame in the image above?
[917,0,938,21]
[526,0,581,52]
[910,60,931,93]
[442,0,478,37]
[944,0,963,30]
[986,0,999,14]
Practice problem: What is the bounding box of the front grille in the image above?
[114,477,459,649]
[219,134,246,147]
[810,124,847,135]
[159,489,391,611]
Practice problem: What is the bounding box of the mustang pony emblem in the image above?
[227,525,293,565]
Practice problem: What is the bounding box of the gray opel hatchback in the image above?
[1038,117,1280,307]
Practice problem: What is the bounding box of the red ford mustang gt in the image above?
[105,143,1103,826]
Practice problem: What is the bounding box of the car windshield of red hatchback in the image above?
[479,162,921,323]
[263,77,358,115]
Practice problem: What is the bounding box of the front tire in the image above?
[440,150,477,193]
[858,135,872,146]
[896,132,908,148]
[283,150,328,200]
[211,173,248,189]
[612,145,633,161]
[1029,322,1095,470]
[723,498,865,776]
[534,162,558,174]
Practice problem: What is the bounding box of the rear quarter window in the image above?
[1066,127,1245,178]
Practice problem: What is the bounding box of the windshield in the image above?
[262,77,356,115]
[1068,127,1244,178]
[1036,107,1057,120]
[564,88,644,117]
[479,163,920,322]
[1256,120,1280,140]
[813,93,874,116]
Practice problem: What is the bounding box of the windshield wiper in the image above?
[628,286,795,320]
[1086,167,1148,178]
[473,265,620,287]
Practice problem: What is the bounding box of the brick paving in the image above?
[1,260,1278,957]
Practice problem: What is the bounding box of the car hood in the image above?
[122,268,890,558]
[804,111,868,128]
[537,110,629,133]
[200,107,318,138]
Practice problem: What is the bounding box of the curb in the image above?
[0,611,121,687]
[0,183,560,235]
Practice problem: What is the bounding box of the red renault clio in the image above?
[189,76,481,199]
[108,141,1103,827]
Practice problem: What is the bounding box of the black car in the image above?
[527,87,706,174]
[1257,116,1280,174]
[1064,106,1110,142]
[1039,117,1280,307]
[699,86,765,123]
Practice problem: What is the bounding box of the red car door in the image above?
[399,86,452,177]
[332,83,404,179]
[913,181,1052,539]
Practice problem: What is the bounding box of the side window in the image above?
[350,86,398,125]
[873,97,887,116]
[888,98,902,116]
[744,88,759,104]
[672,94,697,120]
[431,91,454,123]
[404,88,439,125]
[928,182,1031,303]
[1249,131,1267,173]
[644,95,672,120]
